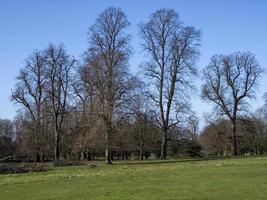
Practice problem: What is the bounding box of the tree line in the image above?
[0,7,265,164]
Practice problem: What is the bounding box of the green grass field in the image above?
[1,157,267,200]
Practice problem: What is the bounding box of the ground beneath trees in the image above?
[1,157,267,200]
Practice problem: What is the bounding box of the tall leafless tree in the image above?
[139,9,201,159]
[130,84,153,160]
[201,52,263,156]
[45,44,76,161]
[11,51,47,161]
[72,64,100,160]
[86,7,131,164]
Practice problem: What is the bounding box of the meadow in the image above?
[1,157,267,200]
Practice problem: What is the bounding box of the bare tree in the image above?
[139,9,201,159]
[72,65,101,160]
[200,119,232,156]
[130,84,153,160]
[86,7,131,164]
[45,44,76,161]
[11,51,47,161]
[201,52,263,156]
[187,114,199,141]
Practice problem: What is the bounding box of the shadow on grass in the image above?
[112,155,266,166]
[112,158,218,166]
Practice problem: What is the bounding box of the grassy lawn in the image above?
[1,157,267,200]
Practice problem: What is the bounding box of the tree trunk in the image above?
[232,120,237,156]
[54,129,60,161]
[160,131,167,160]
[139,130,143,160]
[40,152,44,163]
[105,128,112,164]
[87,152,92,161]
[105,147,112,164]
[139,149,143,160]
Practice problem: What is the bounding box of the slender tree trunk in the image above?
[87,152,92,161]
[232,120,237,156]
[105,128,112,164]
[105,147,112,164]
[139,128,143,160]
[40,152,43,163]
[54,129,60,161]
[160,131,167,159]
[139,148,143,160]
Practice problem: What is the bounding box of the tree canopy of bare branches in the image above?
[201,52,263,155]
[11,51,48,161]
[45,44,76,161]
[11,44,76,161]
[139,8,201,159]
[86,7,132,164]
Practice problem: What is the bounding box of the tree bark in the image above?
[54,129,60,161]
[160,131,167,159]
[139,125,143,160]
[105,127,112,164]
[231,120,237,156]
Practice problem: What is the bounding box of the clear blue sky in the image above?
[0,0,267,127]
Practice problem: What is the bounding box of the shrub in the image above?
[53,160,88,167]
[0,163,51,174]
